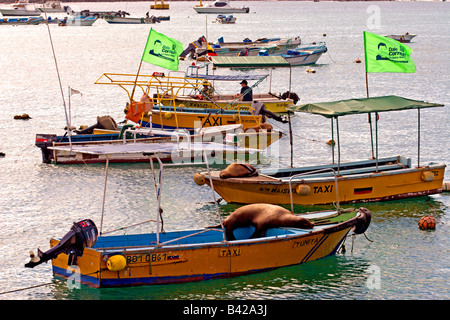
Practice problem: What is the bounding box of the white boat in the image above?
[215,14,236,24]
[194,0,249,14]
[281,42,328,66]
[198,36,302,57]
[0,0,40,16]
[385,33,417,43]
[104,15,162,24]
[58,16,97,27]
[0,16,43,25]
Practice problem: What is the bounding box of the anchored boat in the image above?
[281,42,328,66]
[386,33,417,43]
[0,0,40,16]
[25,150,371,288]
[94,71,295,115]
[35,123,278,165]
[194,96,446,205]
[194,0,249,14]
[0,16,43,25]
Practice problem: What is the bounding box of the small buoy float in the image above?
[164,112,172,119]
[295,184,311,196]
[442,181,450,192]
[421,171,434,182]
[106,255,127,272]
[355,58,361,63]
[326,139,335,146]
[323,33,326,37]
[418,215,436,230]
[193,173,206,185]
[306,68,316,73]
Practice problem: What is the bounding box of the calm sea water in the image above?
[0,1,448,301]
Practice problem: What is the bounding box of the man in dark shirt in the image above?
[237,80,253,101]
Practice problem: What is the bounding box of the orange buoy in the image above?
[418,215,435,230]
[355,58,361,63]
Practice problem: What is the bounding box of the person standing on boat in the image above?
[235,80,253,101]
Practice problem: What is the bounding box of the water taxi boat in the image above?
[36,123,281,165]
[194,0,249,14]
[94,71,294,116]
[25,150,371,288]
[194,96,446,205]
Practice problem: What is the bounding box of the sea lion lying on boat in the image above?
[220,203,314,240]
[219,163,258,179]
[244,123,273,132]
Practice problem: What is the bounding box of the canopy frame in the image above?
[288,95,444,173]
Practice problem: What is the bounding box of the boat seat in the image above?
[229,226,297,241]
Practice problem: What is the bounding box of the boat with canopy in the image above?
[194,96,446,205]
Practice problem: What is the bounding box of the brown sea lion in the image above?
[221,203,314,240]
[219,163,258,179]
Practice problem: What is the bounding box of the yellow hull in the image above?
[200,161,446,205]
[50,220,354,287]
[145,110,263,130]
[160,95,293,114]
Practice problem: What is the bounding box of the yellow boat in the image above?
[157,92,293,114]
[94,72,295,117]
[25,151,372,288]
[194,96,446,205]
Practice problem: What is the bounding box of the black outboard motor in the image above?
[25,219,98,268]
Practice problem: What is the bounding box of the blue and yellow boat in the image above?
[25,151,371,288]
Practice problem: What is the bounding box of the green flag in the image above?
[363,31,415,73]
[141,28,183,71]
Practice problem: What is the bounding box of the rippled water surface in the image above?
[0,1,448,300]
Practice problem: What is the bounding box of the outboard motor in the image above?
[251,101,288,124]
[25,219,98,268]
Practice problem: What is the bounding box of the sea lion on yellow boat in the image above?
[219,163,258,179]
[220,204,314,240]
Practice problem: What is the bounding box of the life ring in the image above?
[352,207,372,234]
